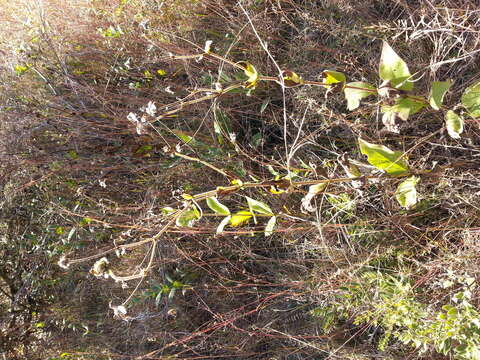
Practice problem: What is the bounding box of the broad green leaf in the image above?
[230,210,252,227]
[344,82,376,110]
[358,138,409,175]
[322,70,346,85]
[381,97,426,121]
[445,110,464,139]
[206,197,230,216]
[176,206,201,227]
[246,196,273,216]
[429,81,452,110]
[461,80,480,117]
[216,215,231,234]
[264,216,277,237]
[379,41,413,91]
[395,176,419,209]
[282,70,304,87]
[242,62,259,88]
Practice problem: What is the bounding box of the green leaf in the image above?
[242,62,259,88]
[206,197,230,215]
[358,138,409,175]
[445,110,464,139]
[161,207,176,215]
[246,196,273,216]
[322,70,346,85]
[79,217,92,226]
[382,97,426,121]
[282,70,304,87]
[67,150,79,160]
[260,98,270,113]
[344,82,376,110]
[264,216,277,237]
[379,41,413,91]
[230,210,253,227]
[173,130,194,144]
[213,108,232,144]
[216,215,231,234]
[395,176,420,209]
[429,81,452,110]
[176,206,201,227]
[461,80,480,117]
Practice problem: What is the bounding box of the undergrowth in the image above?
[1,1,480,359]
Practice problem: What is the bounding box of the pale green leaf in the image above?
[395,176,420,209]
[344,82,376,110]
[230,210,253,227]
[246,196,273,216]
[429,81,452,110]
[445,110,464,139]
[173,131,193,144]
[242,62,259,88]
[323,70,346,85]
[461,80,480,117]
[358,138,409,175]
[213,108,232,144]
[301,183,327,212]
[264,216,277,237]
[206,197,230,216]
[176,206,201,227]
[161,207,176,215]
[282,70,304,87]
[381,97,426,121]
[379,41,413,91]
[216,215,231,234]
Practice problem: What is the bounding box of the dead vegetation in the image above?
[1,0,480,359]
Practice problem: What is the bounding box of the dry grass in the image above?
[1,0,480,359]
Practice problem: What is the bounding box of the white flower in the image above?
[99,179,107,188]
[57,255,70,269]
[90,257,109,278]
[145,101,156,116]
[109,303,130,320]
[136,122,146,135]
[204,40,213,53]
[127,112,138,123]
